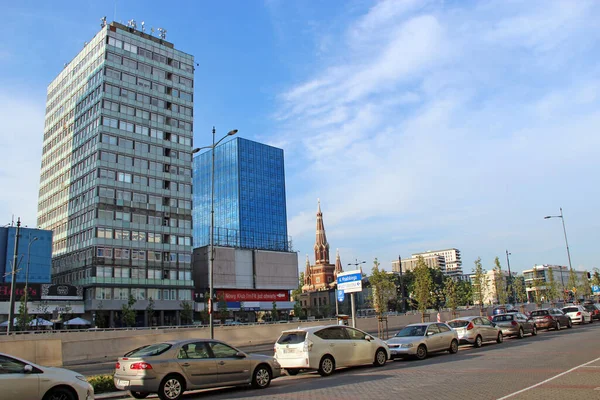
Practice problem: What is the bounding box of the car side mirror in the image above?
[364,335,373,341]
[235,352,246,358]
[23,365,33,373]
[426,331,435,336]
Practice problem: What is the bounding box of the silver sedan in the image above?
[114,339,281,400]
[385,322,459,360]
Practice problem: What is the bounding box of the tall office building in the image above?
[37,21,195,326]
[192,137,289,251]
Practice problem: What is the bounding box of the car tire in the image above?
[567,319,572,329]
[252,364,272,389]
[497,332,503,344]
[43,387,76,400]
[555,321,561,331]
[590,316,594,324]
[130,392,150,399]
[373,348,387,367]
[517,328,524,339]
[531,325,537,336]
[415,344,427,360]
[286,369,300,376]
[449,339,459,354]
[318,355,335,377]
[158,374,185,400]
[474,335,483,348]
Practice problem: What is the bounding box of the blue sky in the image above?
[1,0,599,275]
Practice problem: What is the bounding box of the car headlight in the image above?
[400,343,414,348]
[76,375,88,383]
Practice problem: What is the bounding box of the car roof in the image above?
[449,316,479,321]
[406,322,444,327]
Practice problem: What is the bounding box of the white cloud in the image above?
[274,0,600,272]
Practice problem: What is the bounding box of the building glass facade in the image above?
[37,22,195,321]
[0,227,53,284]
[193,138,289,251]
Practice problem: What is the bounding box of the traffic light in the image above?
[588,272,592,279]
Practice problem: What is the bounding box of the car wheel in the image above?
[555,321,561,331]
[44,387,76,400]
[318,355,335,377]
[567,319,572,328]
[497,332,503,344]
[531,325,537,336]
[415,344,427,360]
[286,369,300,376]
[449,339,459,354]
[474,335,483,348]
[252,364,272,389]
[590,316,594,324]
[158,375,184,400]
[130,392,150,399]
[517,328,524,339]
[373,348,387,367]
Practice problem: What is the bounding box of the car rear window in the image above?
[530,310,548,317]
[277,332,307,344]
[448,320,469,328]
[492,315,513,322]
[583,305,595,312]
[124,343,172,357]
[562,307,579,313]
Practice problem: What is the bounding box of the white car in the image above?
[0,352,94,400]
[561,305,593,324]
[448,316,503,347]
[274,325,390,376]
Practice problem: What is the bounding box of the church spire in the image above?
[304,254,312,287]
[334,249,343,278]
[314,199,330,264]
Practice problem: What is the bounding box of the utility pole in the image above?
[398,255,406,313]
[7,218,21,334]
[505,250,515,304]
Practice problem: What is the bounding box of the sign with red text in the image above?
[0,284,41,301]
[218,289,290,302]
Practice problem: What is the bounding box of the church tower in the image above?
[307,200,336,291]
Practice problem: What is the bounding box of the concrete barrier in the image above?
[0,339,63,367]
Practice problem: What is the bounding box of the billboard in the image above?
[218,289,290,302]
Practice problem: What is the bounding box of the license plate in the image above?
[116,379,129,388]
[283,349,296,354]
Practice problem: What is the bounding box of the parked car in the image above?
[385,322,458,360]
[491,312,537,338]
[274,325,390,377]
[529,308,572,330]
[582,302,600,321]
[114,339,281,400]
[0,352,94,400]
[448,316,503,347]
[561,305,593,324]
[492,305,517,316]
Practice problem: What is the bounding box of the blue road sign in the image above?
[592,285,600,295]
[337,270,363,293]
[337,289,345,302]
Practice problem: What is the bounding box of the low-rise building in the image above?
[523,265,586,303]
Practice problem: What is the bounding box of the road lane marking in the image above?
[497,356,600,400]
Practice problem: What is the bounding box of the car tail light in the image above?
[303,340,313,351]
[576,312,581,316]
[511,321,518,326]
[488,316,493,321]
[115,362,120,369]
[467,322,474,330]
[130,362,153,370]
[544,315,552,320]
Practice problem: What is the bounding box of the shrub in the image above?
[88,374,115,394]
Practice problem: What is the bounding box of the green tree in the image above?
[61,304,73,326]
[443,278,459,317]
[456,280,473,307]
[413,256,433,322]
[493,257,508,305]
[592,268,600,287]
[567,268,579,301]
[121,294,137,327]
[545,268,559,305]
[531,268,545,306]
[271,301,278,321]
[471,257,488,315]
[579,271,592,299]
[95,301,108,328]
[17,295,32,331]
[293,301,303,319]
[369,258,397,317]
[217,292,228,323]
[291,272,304,318]
[180,301,193,325]
[513,276,527,303]
[146,297,156,327]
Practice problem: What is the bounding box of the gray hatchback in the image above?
[114,339,281,400]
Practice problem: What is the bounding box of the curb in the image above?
[95,391,130,399]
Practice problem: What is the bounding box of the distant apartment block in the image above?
[523,265,586,303]
[391,254,445,273]
[411,248,463,278]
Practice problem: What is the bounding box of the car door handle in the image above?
[353,343,357,346]
[218,361,226,365]
[181,363,190,367]
[329,344,335,347]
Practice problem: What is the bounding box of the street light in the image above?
[347,259,365,328]
[505,250,515,304]
[23,234,39,325]
[193,127,238,339]
[544,208,572,294]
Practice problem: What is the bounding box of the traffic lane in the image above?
[172,323,600,400]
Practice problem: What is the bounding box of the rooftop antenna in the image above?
[158,28,167,40]
[127,19,136,30]
[150,27,155,36]
[141,21,145,33]
[100,16,107,28]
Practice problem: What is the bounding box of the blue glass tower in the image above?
[193,137,289,251]
[0,227,53,284]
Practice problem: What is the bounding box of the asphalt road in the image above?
[101,322,600,400]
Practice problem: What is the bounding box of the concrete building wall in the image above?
[254,250,298,290]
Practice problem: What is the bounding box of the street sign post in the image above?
[337,289,345,302]
[337,270,362,328]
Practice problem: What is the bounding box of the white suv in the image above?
[274,325,390,377]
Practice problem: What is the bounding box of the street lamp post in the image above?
[347,259,365,328]
[23,234,39,326]
[397,255,406,313]
[544,208,572,300]
[505,250,515,304]
[7,218,21,335]
[193,127,238,339]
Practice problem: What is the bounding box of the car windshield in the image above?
[277,332,306,344]
[562,307,579,313]
[396,325,427,337]
[448,320,469,328]
[124,343,172,357]
[492,315,514,322]
[530,310,548,317]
